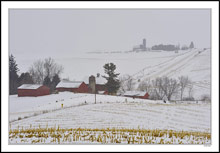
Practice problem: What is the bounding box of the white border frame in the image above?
[1,1,219,152]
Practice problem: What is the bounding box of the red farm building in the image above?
[56,80,89,93]
[17,84,50,97]
[95,84,106,92]
[55,75,107,94]
[123,91,149,99]
[86,75,108,94]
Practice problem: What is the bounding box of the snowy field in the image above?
[9,92,211,144]
[10,92,162,123]
[15,48,211,99]
[9,92,210,132]
[10,48,211,144]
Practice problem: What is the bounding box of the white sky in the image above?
[9,9,210,59]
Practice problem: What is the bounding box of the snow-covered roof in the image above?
[18,84,42,89]
[98,91,105,94]
[123,91,147,97]
[56,80,83,88]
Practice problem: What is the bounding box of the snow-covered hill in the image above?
[15,48,211,99]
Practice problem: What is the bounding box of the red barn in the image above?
[123,91,149,99]
[17,84,50,97]
[56,80,89,93]
[95,84,106,91]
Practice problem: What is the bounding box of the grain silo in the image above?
[89,75,96,93]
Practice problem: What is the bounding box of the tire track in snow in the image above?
[145,50,199,79]
[125,50,193,81]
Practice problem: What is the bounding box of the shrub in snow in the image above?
[42,110,49,114]
[183,97,195,101]
[200,94,211,102]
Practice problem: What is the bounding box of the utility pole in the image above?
[95,74,99,104]
[95,86,96,104]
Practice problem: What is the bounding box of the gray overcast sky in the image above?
[10,9,210,59]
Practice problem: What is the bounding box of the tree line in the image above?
[9,55,63,95]
[119,75,197,101]
[101,64,196,101]
[9,54,120,95]
[10,55,208,101]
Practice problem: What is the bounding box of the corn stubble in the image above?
[9,125,211,144]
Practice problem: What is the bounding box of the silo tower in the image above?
[143,38,146,50]
[89,75,96,93]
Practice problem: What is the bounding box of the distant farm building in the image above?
[17,84,50,97]
[133,38,149,51]
[96,84,107,93]
[86,75,107,94]
[56,80,89,93]
[123,91,149,99]
[55,75,107,94]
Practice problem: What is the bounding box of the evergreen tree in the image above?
[9,54,19,95]
[43,76,51,88]
[18,72,34,86]
[102,63,120,94]
[189,41,194,49]
[51,74,60,92]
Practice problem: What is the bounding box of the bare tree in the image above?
[29,57,63,84]
[138,79,151,92]
[29,59,44,84]
[119,74,135,93]
[119,75,127,93]
[151,77,179,100]
[187,84,194,99]
[139,76,195,101]
[161,77,179,100]
[151,78,164,100]
[178,76,190,100]
[44,57,63,79]
[126,75,135,91]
